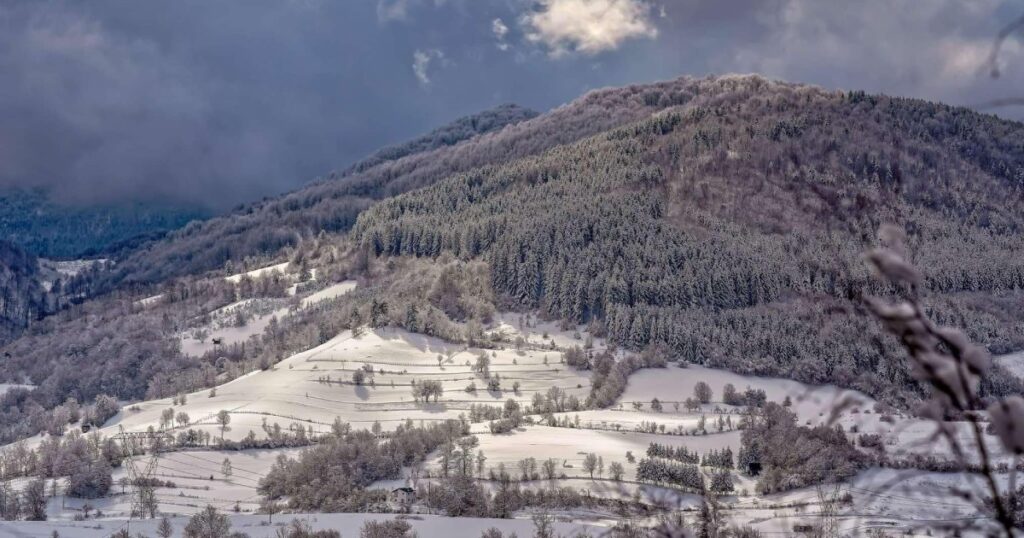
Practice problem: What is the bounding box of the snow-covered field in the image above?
[997,350,1024,380]
[549,408,715,433]
[621,363,1012,464]
[489,312,605,351]
[300,281,358,307]
[6,288,1018,536]
[467,425,741,484]
[620,364,869,425]
[706,467,993,536]
[225,262,292,284]
[11,465,989,537]
[179,301,292,357]
[1,512,605,538]
[92,327,592,444]
[38,447,304,520]
[0,383,33,396]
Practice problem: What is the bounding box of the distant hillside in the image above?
[106,91,679,285]
[0,240,46,343]
[341,103,539,176]
[0,189,207,259]
[0,106,535,263]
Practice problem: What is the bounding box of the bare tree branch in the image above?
[986,13,1024,79]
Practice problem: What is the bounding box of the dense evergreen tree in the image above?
[647,442,700,464]
[636,458,704,491]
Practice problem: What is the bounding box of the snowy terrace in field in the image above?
[9,447,305,521]
[9,463,992,536]
[472,425,741,469]
[615,362,1013,463]
[95,327,592,442]
[618,363,867,424]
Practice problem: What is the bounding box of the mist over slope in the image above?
[0,189,208,259]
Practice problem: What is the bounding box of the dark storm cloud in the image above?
[0,0,1020,209]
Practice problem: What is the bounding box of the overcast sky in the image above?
[1,0,1021,209]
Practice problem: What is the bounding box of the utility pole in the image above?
[114,426,171,533]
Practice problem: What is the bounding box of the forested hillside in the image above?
[3,74,1023,446]
[105,85,696,286]
[0,240,46,343]
[0,189,207,259]
[341,103,539,175]
[352,75,1024,404]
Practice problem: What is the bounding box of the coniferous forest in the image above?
[351,76,1024,405]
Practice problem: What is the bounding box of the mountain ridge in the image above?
[351,75,1024,402]
[105,76,795,287]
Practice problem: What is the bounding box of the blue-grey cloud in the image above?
[0,0,1020,209]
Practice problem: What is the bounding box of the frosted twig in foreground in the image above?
[866,224,1016,535]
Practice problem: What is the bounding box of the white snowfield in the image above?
[97,327,593,444]
[0,512,604,537]
[5,467,991,537]
[28,447,305,523]
[179,301,292,357]
[7,293,1021,536]
[620,364,870,425]
[489,312,604,351]
[134,293,165,307]
[622,363,1013,464]
[997,350,1024,380]
[0,383,33,396]
[224,262,292,284]
[548,408,718,433]
[300,281,358,308]
[469,424,742,495]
